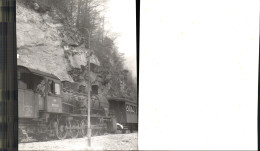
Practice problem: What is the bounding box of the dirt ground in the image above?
[19,133,138,150]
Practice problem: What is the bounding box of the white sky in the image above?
[104,0,137,77]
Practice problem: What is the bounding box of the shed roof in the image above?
[18,65,60,80]
[107,97,136,104]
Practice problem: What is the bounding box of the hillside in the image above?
[16,1,137,101]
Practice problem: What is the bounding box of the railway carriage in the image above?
[108,97,138,133]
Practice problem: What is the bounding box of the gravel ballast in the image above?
[19,133,138,150]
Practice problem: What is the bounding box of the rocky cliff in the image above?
[17,1,136,101]
[17,2,98,83]
[17,3,70,80]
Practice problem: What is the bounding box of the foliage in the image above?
[18,0,137,101]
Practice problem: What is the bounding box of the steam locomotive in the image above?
[18,65,138,141]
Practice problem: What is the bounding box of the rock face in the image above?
[17,3,94,82]
[16,2,136,101]
[17,3,72,81]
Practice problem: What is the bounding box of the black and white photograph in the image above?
[16,0,137,150]
[0,0,258,150]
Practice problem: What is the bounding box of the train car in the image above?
[108,97,138,133]
[18,65,112,141]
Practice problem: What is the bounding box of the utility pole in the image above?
[87,52,92,147]
[80,27,92,147]
[86,29,92,148]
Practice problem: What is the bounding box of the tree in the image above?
[19,0,137,100]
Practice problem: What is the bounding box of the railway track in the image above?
[19,129,135,143]
[19,129,108,143]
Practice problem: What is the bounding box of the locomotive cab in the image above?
[18,66,62,119]
[18,67,42,118]
[18,65,123,141]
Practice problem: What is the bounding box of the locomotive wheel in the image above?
[47,121,56,138]
[80,119,88,137]
[18,128,26,142]
[69,120,79,138]
[91,129,98,136]
[99,129,105,135]
[55,120,68,140]
[122,129,126,134]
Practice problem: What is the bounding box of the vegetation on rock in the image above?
[17,0,137,102]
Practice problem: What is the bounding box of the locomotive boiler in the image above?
[18,65,137,141]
